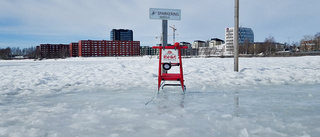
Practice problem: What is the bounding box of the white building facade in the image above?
[225,27,254,55]
[208,38,225,56]
[192,40,206,49]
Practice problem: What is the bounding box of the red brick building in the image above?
[75,40,140,57]
[70,43,79,57]
[40,44,70,58]
[300,40,318,52]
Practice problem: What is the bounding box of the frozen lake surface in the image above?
[0,56,319,137]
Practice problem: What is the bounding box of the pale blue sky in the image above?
[1,0,319,48]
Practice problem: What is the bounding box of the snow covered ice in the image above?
[0,56,320,137]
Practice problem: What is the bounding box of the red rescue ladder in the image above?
[152,42,188,93]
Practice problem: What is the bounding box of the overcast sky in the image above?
[1,0,319,48]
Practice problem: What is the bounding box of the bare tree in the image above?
[239,39,251,54]
[0,47,11,59]
[263,36,276,55]
[24,46,37,59]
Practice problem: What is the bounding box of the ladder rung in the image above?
[163,84,181,87]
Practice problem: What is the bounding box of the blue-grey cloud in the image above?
[0,0,319,48]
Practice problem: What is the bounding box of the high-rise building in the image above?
[225,27,254,54]
[110,29,133,41]
[315,32,320,38]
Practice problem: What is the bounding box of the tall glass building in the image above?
[110,29,133,41]
[315,32,320,37]
[225,27,254,54]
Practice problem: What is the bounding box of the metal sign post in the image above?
[150,8,181,46]
[162,20,168,47]
[150,8,185,93]
[150,8,181,74]
[161,20,168,73]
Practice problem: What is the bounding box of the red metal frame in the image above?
[153,42,188,92]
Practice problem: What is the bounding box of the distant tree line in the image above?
[238,36,302,56]
[194,36,288,57]
[0,46,40,60]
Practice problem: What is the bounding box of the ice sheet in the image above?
[0,56,319,136]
